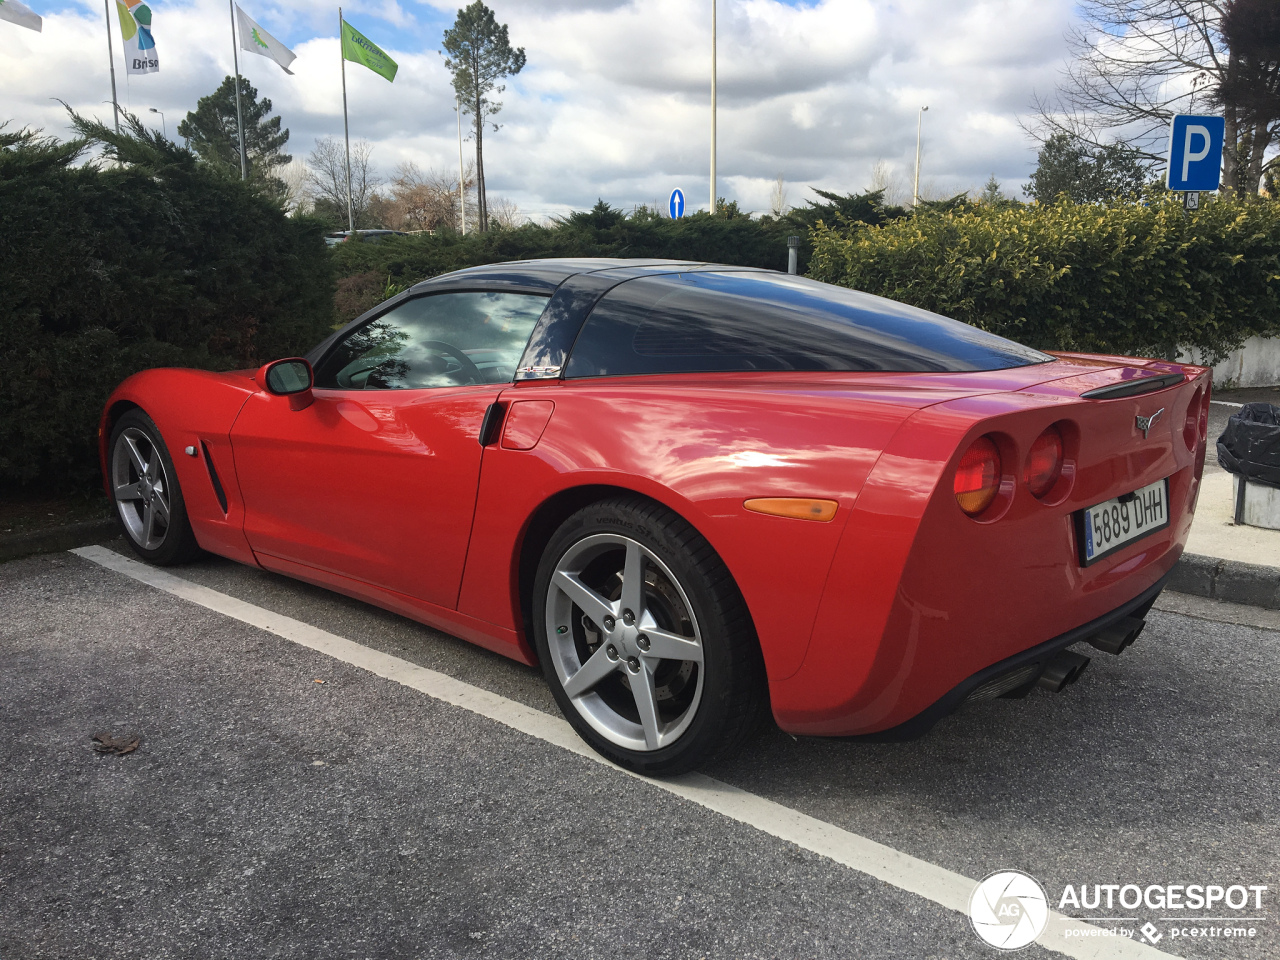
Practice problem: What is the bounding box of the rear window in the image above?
[564,271,1051,378]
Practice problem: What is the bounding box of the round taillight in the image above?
[955,436,1001,516]
[1024,426,1064,498]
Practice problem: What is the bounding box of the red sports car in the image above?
[99,259,1210,773]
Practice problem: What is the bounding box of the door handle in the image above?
[478,401,507,446]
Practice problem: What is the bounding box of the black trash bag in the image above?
[1217,403,1280,487]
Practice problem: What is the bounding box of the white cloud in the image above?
[3,0,1077,217]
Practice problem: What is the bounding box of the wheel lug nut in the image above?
[606,645,619,661]
[626,657,640,673]
[603,615,615,631]
[622,610,635,625]
[636,634,650,651]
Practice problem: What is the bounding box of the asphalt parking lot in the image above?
[2,539,1277,959]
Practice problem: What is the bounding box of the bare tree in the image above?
[769,174,790,216]
[869,160,911,207]
[278,159,313,215]
[487,196,524,229]
[374,161,476,232]
[306,136,381,227]
[1030,0,1279,195]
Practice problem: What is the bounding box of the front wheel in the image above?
[532,497,765,775]
[108,409,202,565]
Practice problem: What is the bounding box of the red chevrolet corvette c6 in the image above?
[98,259,1210,773]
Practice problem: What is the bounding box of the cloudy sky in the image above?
[3,0,1080,218]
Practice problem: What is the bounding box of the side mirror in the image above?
[255,358,314,411]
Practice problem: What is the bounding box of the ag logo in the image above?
[968,870,1049,950]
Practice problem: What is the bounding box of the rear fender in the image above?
[770,368,1210,736]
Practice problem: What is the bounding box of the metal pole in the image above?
[710,0,716,215]
[104,0,120,135]
[230,0,247,179]
[457,98,466,235]
[913,105,928,207]
[339,6,354,233]
[787,236,800,275]
[149,107,165,138]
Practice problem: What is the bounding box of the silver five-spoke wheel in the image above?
[112,426,173,551]
[534,497,766,775]
[547,535,705,752]
[108,409,201,565]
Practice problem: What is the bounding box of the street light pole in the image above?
[457,98,466,236]
[913,105,929,208]
[710,0,716,216]
[149,107,166,138]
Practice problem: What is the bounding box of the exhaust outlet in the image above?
[1036,650,1091,693]
[1088,616,1145,655]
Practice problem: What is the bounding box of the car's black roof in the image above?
[409,258,769,295]
[310,257,1049,378]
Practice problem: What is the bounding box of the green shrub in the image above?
[808,195,1280,361]
[0,116,334,490]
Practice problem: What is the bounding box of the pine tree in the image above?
[177,76,291,193]
[441,3,525,232]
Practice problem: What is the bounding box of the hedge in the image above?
[0,116,334,490]
[807,194,1280,361]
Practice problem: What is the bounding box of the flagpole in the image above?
[103,0,120,134]
[339,6,355,234]
[709,0,716,216]
[229,0,247,179]
[456,98,466,236]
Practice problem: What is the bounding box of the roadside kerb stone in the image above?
[0,520,118,564]
[1169,552,1280,609]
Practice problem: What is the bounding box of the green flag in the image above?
[341,18,396,82]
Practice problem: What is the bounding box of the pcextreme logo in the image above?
[967,870,1269,951]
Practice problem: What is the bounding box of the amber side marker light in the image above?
[744,498,839,522]
[1024,426,1064,498]
[955,436,1001,516]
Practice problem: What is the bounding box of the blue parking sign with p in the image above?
[1166,115,1225,192]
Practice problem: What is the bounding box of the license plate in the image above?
[1076,478,1170,566]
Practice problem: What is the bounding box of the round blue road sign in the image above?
[668,189,685,219]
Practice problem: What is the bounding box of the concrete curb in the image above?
[0,519,118,564]
[1168,552,1280,609]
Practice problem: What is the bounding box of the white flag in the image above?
[236,5,295,75]
[116,0,158,75]
[0,0,42,32]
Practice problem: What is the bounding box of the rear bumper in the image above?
[843,567,1172,742]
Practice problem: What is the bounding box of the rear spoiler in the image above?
[1080,373,1185,401]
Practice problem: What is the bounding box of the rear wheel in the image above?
[108,409,202,565]
[532,497,765,774]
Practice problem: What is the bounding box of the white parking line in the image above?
[71,545,1178,959]
[1210,400,1244,408]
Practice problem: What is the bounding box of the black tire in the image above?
[532,496,766,775]
[108,409,203,565]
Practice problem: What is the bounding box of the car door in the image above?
[230,289,550,608]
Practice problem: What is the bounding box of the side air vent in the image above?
[1080,373,1184,400]
[200,441,229,515]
